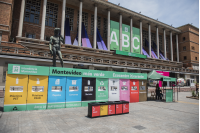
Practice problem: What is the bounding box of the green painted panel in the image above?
[95,100,108,102]
[122,24,130,52]
[110,20,119,50]
[26,104,47,110]
[115,50,147,59]
[166,89,173,102]
[8,64,49,75]
[66,102,82,108]
[81,101,95,107]
[132,27,140,54]
[4,104,26,112]
[96,78,108,101]
[47,103,65,109]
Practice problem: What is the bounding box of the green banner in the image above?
[8,64,49,75]
[132,27,140,54]
[49,67,147,79]
[26,104,47,110]
[4,104,26,112]
[122,24,130,52]
[115,50,147,59]
[96,78,108,101]
[110,20,119,50]
[166,89,173,102]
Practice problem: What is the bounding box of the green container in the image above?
[96,78,108,102]
[166,89,173,102]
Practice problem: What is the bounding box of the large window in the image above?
[77,12,88,31]
[26,33,35,39]
[91,15,101,35]
[24,0,41,24]
[65,7,74,31]
[45,2,58,27]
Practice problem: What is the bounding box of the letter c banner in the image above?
[132,37,139,49]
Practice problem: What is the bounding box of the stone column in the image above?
[93,4,97,49]
[40,0,47,40]
[148,24,151,57]
[107,9,110,51]
[78,0,83,46]
[61,0,66,37]
[119,14,122,51]
[140,21,143,54]
[163,29,167,59]
[18,0,25,37]
[156,26,159,59]
[130,17,133,53]
[176,34,179,62]
[170,31,173,61]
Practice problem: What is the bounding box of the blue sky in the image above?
[108,0,199,28]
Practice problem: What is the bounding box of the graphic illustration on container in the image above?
[108,79,120,101]
[100,104,108,116]
[130,79,139,103]
[96,78,108,102]
[139,80,147,102]
[119,79,130,102]
[47,76,66,109]
[115,101,122,114]
[4,74,28,112]
[66,77,82,108]
[27,75,48,110]
[82,78,96,107]
[108,103,115,115]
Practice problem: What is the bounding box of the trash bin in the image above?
[107,101,116,115]
[139,80,147,102]
[88,102,100,118]
[166,89,173,102]
[113,101,123,114]
[130,79,139,103]
[108,79,120,101]
[99,102,108,116]
[121,100,129,114]
[96,78,108,102]
[119,79,130,102]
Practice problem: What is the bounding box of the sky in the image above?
[108,0,199,28]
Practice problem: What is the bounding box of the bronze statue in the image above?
[49,28,64,67]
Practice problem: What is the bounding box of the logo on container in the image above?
[55,79,60,85]
[12,66,20,73]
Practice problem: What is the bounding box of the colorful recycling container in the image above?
[27,75,48,110]
[139,80,147,102]
[107,101,116,115]
[114,101,123,114]
[88,102,100,118]
[66,77,82,108]
[130,79,139,103]
[121,100,129,114]
[4,74,28,112]
[96,78,108,102]
[99,102,108,116]
[47,76,66,109]
[82,78,96,107]
[108,79,120,101]
[119,79,130,102]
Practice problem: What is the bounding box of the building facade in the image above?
[0,0,199,87]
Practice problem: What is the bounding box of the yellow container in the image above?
[100,105,108,116]
[4,74,28,112]
[27,75,48,110]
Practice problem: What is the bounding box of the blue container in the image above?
[47,76,66,109]
[66,77,82,108]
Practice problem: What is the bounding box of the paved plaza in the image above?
[0,92,199,133]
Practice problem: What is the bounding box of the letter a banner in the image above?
[122,24,130,52]
[110,20,119,50]
[132,27,140,54]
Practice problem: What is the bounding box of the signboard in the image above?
[110,20,119,50]
[8,64,49,75]
[115,50,146,59]
[166,89,173,102]
[132,27,140,54]
[122,24,130,52]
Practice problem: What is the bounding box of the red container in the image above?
[123,103,129,113]
[92,105,100,117]
[130,79,139,103]
[114,101,123,114]
[108,104,115,115]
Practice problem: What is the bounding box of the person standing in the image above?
[156,83,160,100]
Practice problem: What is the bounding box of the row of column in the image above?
[17,0,179,62]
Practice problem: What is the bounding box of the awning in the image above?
[148,70,176,82]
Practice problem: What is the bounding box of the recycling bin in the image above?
[120,79,130,102]
[121,100,129,114]
[88,102,100,118]
[66,77,82,108]
[96,78,108,102]
[27,75,48,110]
[139,80,147,102]
[130,79,139,103]
[107,101,116,115]
[166,89,173,102]
[4,74,28,112]
[99,102,108,116]
[82,78,96,107]
[108,79,120,101]
[47,76,66,109]
[114,101,123,114]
